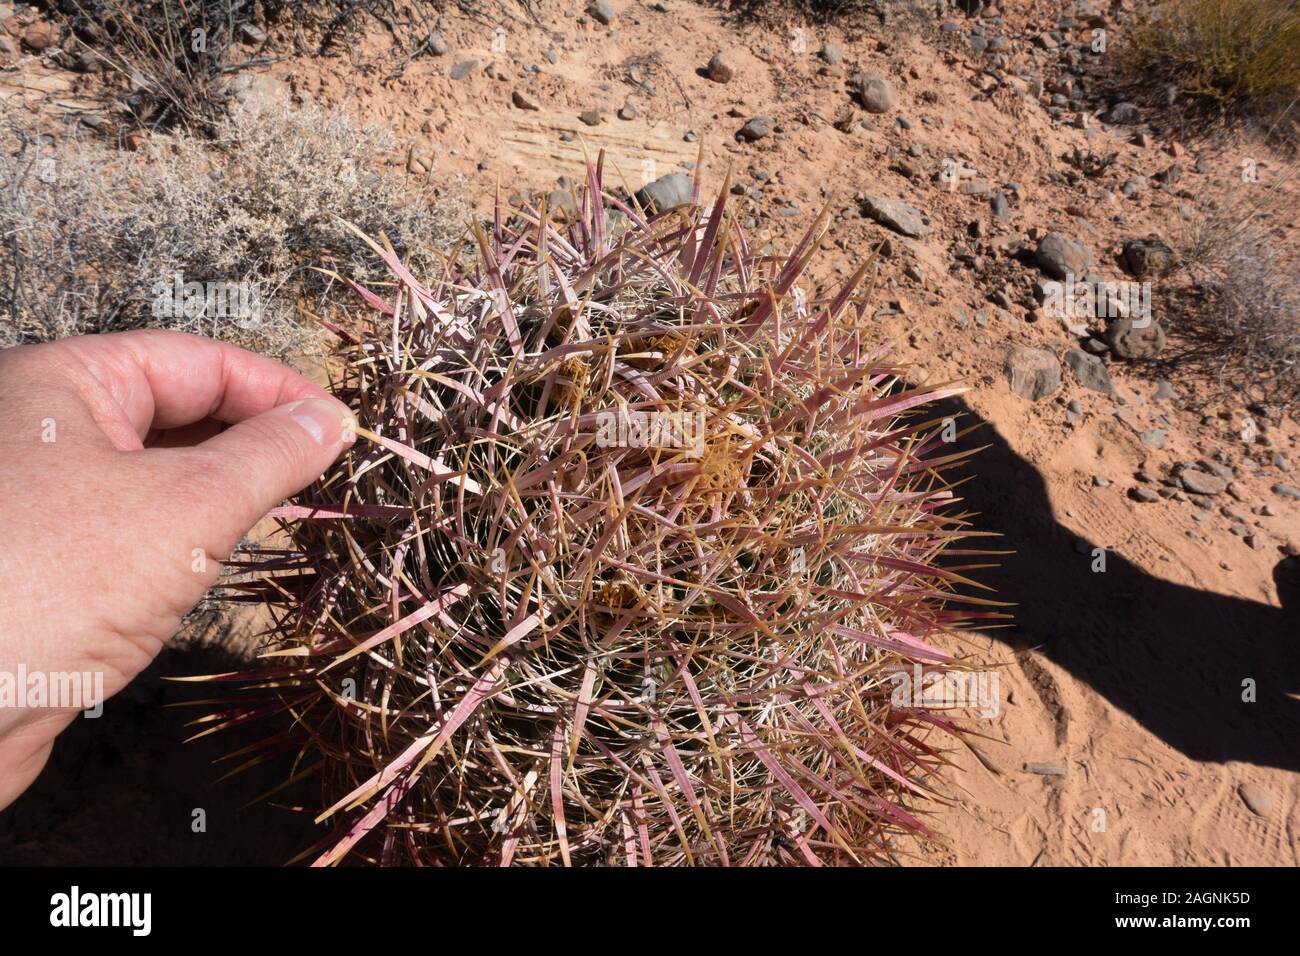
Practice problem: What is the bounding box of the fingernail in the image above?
[287,398,351,447]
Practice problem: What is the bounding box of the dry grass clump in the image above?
[58,0,237,133]
[0,100,466,355]
[204,159,1001,866]
[1128,0,1300,111]
[1172,211,1299,412]
[55,0,539,132]
[57,0,424,131]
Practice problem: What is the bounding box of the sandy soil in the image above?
[1,0,1296,864]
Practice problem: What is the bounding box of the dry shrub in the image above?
[54,1,490,131]
[55,0,420,130]
[204,161,999,866]
[701,0,889,27]
[58,0,239,132]
[1171,210,1299,412]
[1129,0,1300,110]
[0,100,467,355]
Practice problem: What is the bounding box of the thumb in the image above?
[184,396,356,551]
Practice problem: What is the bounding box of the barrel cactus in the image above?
[208,156,993,865]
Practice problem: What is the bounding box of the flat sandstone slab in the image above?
[491,108,696,191]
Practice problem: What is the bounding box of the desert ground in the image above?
[0,0,1296,864]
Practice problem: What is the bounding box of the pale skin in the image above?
[0,330,356,810]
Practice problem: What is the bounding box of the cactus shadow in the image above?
[935,397,1300,772]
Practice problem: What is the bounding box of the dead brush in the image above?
[203,157,1002,866]
[1169,208,1299,412]
[59,0,241,132]
[1063,146,1117,180]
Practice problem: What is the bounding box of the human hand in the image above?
[0,330,355,809]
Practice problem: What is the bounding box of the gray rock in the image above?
[430,34,450,56]
[706,51,734,83]
[227,73,290,108]
[1238,783,1273,817]
[1024,761,1065,775]
[579,109,603,126]
[1106,101,1141,124]
[1273,482,1300,500]
[1035,232,1091,280]
[990,192,1011,222]
[512,90,540,110]
[588,0,617,25]
[1199,460,1234,480]
[545,189,578,219]
[1122,237,1176,278]
[634,172,694,214]
[1064,348,1114,394]
[853,73,897,113]
[1153,379,1180,402]
[820,43,842,65]
[450,60,479,80]
[1130,486,1160,503]
[860,195,931,238]
[737,116,772,141]
[1004,346,1061,401]
[1120,177,1147,197]
[1105,317,1167,360]
[1181,469,1229,496]
[1140,429,1165,449]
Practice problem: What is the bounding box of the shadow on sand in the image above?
[934,396,1299,772]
